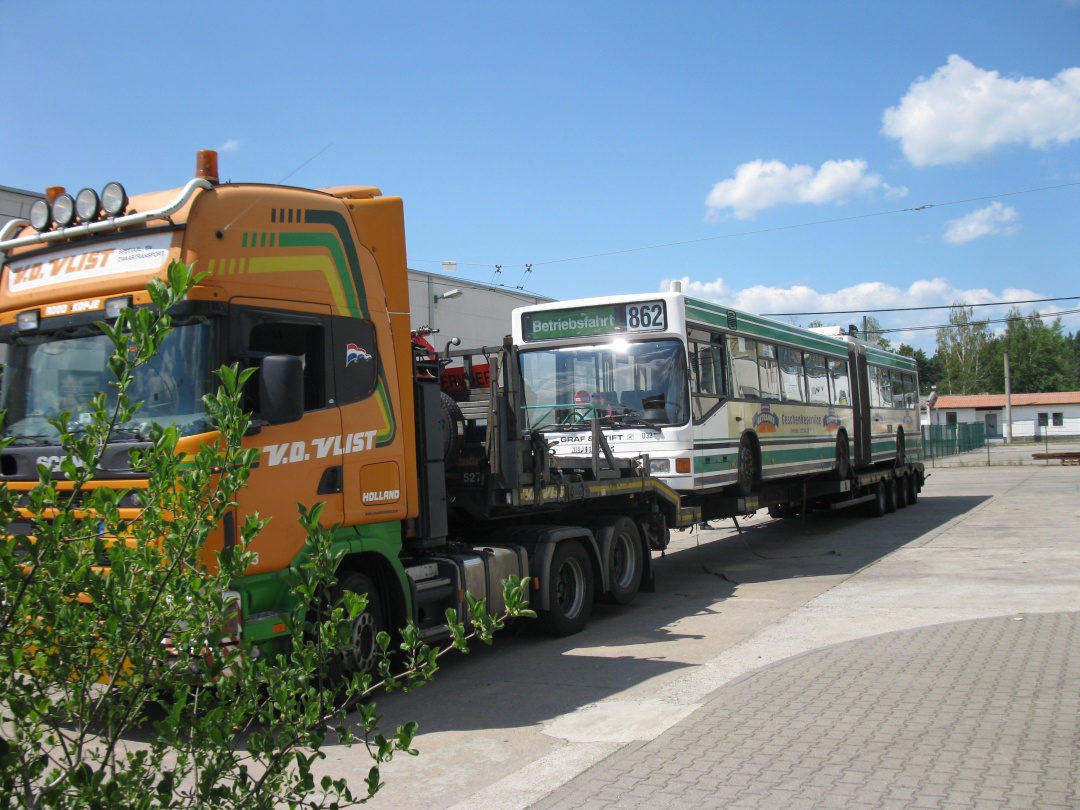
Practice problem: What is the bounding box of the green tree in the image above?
[987,308,1077,393]
[0,261,531,809]
[933,304,995,395]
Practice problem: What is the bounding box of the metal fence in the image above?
[921,422,986,461]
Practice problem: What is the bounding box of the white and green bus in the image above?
[512,289,919,497]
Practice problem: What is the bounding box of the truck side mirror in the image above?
[259,354,304,425]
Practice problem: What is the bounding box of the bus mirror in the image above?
[259,354,304,425]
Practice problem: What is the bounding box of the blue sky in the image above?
[4,1,1079,351]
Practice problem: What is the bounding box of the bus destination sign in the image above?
[521,300,667,341]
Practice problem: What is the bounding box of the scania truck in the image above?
[0,151,694,679]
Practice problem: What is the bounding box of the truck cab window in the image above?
[240,316,328,415]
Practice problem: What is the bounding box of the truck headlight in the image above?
[648,458,671,474]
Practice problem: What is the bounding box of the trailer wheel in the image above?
[884,476,898,513]
[538,540,594,636]
[601,517,643,606]
[330,572,387,678]
[907,473,919,505]
[737,434,759,497]
[896,475,909,508]
[867,481,887,518]
[834,431,851,480]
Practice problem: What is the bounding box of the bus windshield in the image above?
[520,338,688,430]
[0,317,216,445]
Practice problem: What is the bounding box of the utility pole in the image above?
[1003,351,1013,445]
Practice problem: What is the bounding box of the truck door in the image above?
[231,300,343,575]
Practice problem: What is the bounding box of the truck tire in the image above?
[599,516,643,606]
[896,474,909,508]
[867,481,887,518]
[538,540,594,636]
[884,476,898,513]
[439,392,465,467]
[330,571,386,678]
[907,473,919,505]
[737,434,759,497]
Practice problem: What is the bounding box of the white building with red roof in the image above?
[928,392,1080,440]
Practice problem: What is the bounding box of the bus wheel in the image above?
[538,540,594,636]
[834,432,851,480]
[601,517,643,606]
[896,475,909,508]
[867,481,887,518]
[907,474,919,505]
[330,572,386,678]
[737,435,758,497]
[884,477,898,513]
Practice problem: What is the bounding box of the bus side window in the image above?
[829,358,850,406]
[805,353,829,404]
[727,335,759,399]
[757,343,781,399]
[779,347,805,402]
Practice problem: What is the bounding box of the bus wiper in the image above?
[611,414,654,428]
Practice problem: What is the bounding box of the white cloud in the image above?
[704,159,901,220]
[882,55,1080,166]
[219,139,241,152]
[943,202,1021,244]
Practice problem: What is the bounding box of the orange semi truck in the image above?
[0,152,692,675]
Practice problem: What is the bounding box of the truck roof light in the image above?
[105,296,131,319]
[52,194,77,228]
[29,199,52,231]
[17,311,40,332]
[45,186,65,203]
[101,182,127,217]
[76,188,101,222]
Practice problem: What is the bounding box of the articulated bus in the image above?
[511,289,919,499]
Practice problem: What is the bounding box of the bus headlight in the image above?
[649,458,671,474]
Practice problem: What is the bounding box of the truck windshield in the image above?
[0,318,215,445]
[520,338,688,430]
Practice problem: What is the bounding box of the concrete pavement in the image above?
[359,464,1080,809]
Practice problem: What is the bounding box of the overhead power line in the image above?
[874,307,1080,335]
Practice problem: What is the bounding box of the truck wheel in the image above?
[330,571,386,678]
[907,473,919,505]
[737,434,758,497]
[884,476,898,513]
[601,517,643,606]
[896,475,909,508]
[867,481,886,518]
[834,432,851,480]
[538,541,594,636]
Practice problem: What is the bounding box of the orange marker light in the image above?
[196,150,219,183]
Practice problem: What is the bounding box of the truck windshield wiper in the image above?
[7,434,61,447]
